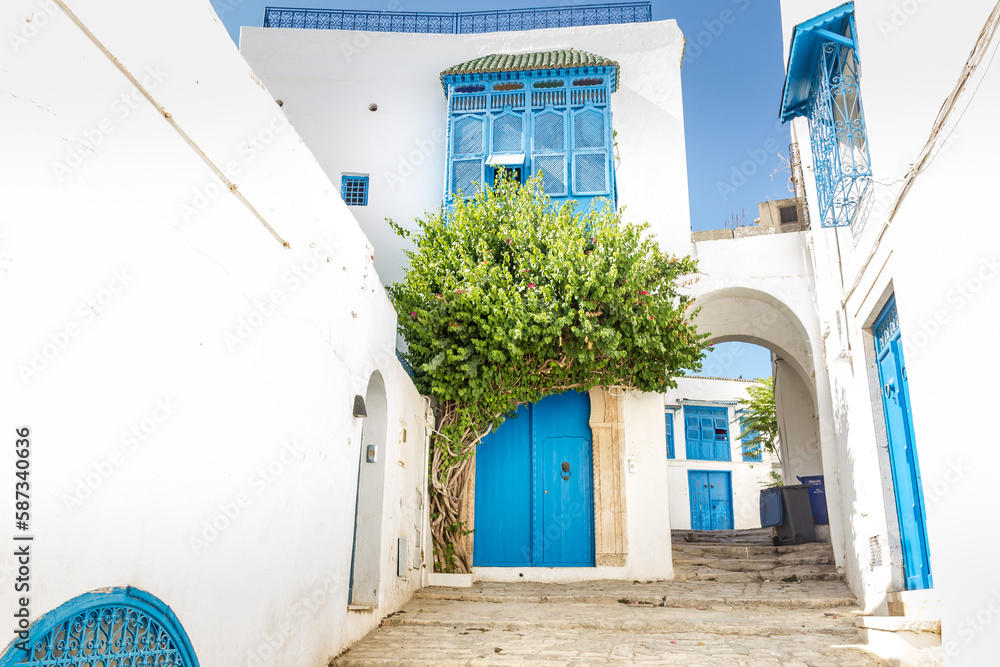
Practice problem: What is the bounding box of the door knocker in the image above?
[561,461,571,481]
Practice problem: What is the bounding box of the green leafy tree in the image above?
[736,377,781,471]
[388,173,707,572]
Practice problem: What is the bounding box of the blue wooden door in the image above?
[875,296,932,590]
[474,391,594,567]
[688,470,733,530]
[472,404,532,566]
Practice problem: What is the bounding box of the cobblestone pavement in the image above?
[332,534,882,666]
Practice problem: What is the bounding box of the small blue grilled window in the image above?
[665,411,675,459]
[740,418,762,462]
[341,175,369,206]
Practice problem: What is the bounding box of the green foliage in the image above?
[389,173,706,416]
[387,172,707,571]
[737,377,780,463]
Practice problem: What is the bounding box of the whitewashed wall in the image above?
[665,377,778,531]
[240,20,691,289]
[0,0,429,663]
[780,1,1000,661]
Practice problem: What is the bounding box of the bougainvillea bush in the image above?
[388,173,707,572]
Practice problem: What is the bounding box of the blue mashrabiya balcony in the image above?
[441,48,620,213]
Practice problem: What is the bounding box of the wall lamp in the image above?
[353,395,367,418]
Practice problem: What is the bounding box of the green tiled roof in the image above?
[441,48,619,91]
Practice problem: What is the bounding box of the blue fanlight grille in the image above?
[18,605,186,666]
[534,112,565,152]
[453,116,484,155]
[453,159,482,195]
[492,114,523,153]
[574,109,605,149]
[534,155,566,195]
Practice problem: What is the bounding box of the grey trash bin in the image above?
[773,484,816,545]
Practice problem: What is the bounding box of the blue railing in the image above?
[262,3,652,34]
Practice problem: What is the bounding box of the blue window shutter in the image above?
[665,412,675,459]
[530,109,567,196]
[451,115,485,197]
[571,107,609,195]
[492,112,523,154]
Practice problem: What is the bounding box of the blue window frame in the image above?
[779,3,871,228]
[665,410,675,459]
[684,406,731,462]
[441,52,618,209]
[341,175,369,206]
[740,417,762,462]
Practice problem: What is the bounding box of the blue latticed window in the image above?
[740,418,762,462]
[684,406,731,462]
[442,49,618,209]
[0,587,200,667]
[780,3,871,228]
[341,175,369,206]
[665,410,676,459]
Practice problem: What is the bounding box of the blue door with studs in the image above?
[474,391,594,567]
[688,470,733,531]
[875,295,932,590]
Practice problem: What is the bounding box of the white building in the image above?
[1,0,431,662]
[665,376,783,533]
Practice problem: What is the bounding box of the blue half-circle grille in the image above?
[574,109,605,149]
[17,605,186,666]
[453,117,484,155]
[492,115,523,153]
[533,113,565,152]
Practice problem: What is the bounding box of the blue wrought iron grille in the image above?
[341,175,369,206]
[807,37,872,227]
[18,607,183,665]
[263,3,652,33]
[874,295,900,356]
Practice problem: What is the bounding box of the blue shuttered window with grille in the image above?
[740,417,762,462]
[442,52,618,210]
[684,406,731,462]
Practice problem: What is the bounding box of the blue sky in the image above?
[218,0,781,379]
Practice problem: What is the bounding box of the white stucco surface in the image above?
[240,20,691,289]
[0,0,429,663]
[778,2,1000,662]
[665,377,780,532]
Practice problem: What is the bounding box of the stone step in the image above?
[385,599,864,638]
[673,567,842,584]
[414,581,858,609]
[671,542,835,559]
[333,625,880,666]
[672,554,836,570]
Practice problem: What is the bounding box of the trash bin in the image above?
[759,487,783,527]
[796,475,829,525]
[773,484,816,545]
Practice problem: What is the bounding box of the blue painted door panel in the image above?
[473,404,531,566]
[688,470,733,530]
[474,391,594,567]
[875,297,932,590]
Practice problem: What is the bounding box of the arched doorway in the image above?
[348,371,388,606]
[0,587,199,666]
